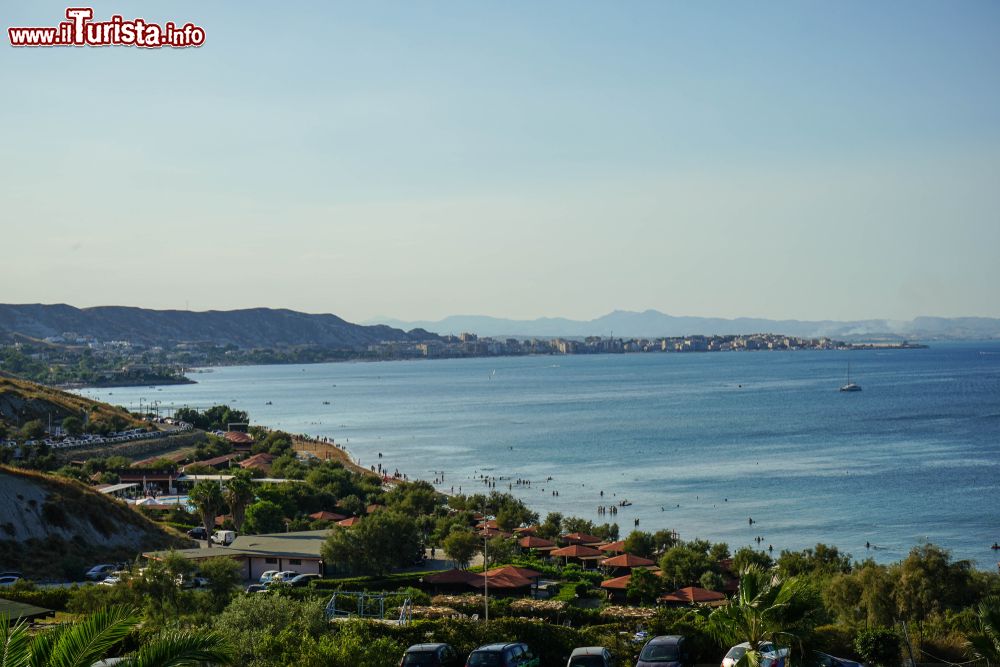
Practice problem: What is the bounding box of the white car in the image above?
[259,570,279,584]
[99,575,122,587]
[0,575,22,586]
[270,570,299,583]
[722,642,789,667]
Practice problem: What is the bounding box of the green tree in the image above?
[536,512,563,540]
[624,531,657,559]
[733,546,774,573]
[321,510,422,576]
[853,627,901,667]
[707,566,823,667]
[701,570,725,591]
[659,543,715,589]
[224,469,256,532]
[200,556,243,611]
[626,566,662,605]
[244,500,286,534]
[895,543,974,626]
[0,605,233,666]
[189,480,225,538]
[19,419,45,440]
[213,593,326,667]
[61,415,84,436]
[486,535,518,567]
[442,528,480,568]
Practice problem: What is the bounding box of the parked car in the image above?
[99,575,122,587]
[805,652,865,667]
[0,575,22,587]
[86,564,118,581]
[400,642,460,666]
[722,643,789,667]
[466,642,539,667]
[187,526,208,540]
[259,570,280,584]
[567,646,614,667]
[245,583,269,593]
[270,570,300,583]
[211,530,237,546]
[636,635,691,667]
[288,573,322,588]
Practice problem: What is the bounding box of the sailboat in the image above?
[840,361,862,392]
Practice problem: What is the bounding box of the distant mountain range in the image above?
[369,310,1000,341]
[0,304,439,348]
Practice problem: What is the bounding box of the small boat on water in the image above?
[840,362,862,392]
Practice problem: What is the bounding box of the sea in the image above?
[77,342,1000,568]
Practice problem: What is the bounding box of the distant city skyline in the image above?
[2,1,999,322]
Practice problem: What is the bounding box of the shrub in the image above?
[854,627,901,667]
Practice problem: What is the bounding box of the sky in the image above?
[2,1,999,323]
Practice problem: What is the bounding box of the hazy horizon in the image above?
[3,1,999,322]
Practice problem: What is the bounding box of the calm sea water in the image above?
[78,343,1000,567]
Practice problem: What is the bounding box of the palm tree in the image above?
[222,470,255,533]
[968,595,1000,665]
[707,565,821,667]
[189,480,225,539]
[0,605,233,667]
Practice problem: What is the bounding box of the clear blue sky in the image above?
[2,1,999,322]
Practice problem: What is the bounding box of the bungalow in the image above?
[550,544,604,568]
[659,586,727,607]
[598,540,626,555]
[599,573,633,602]
[518,535,557,554]
[144,529,330,581]
[309,510,347,522]
[239,453,274,475]
[561,532,604,547]
[224,431,254,453]
[601,552,656,576]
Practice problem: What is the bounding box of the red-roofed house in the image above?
[518,535,557,554]
[601,553,656,575]
[659,586,727,607]
[600,573,633,601]
[550,544,604,568]
[337,516,361,528]
[239,453,274,474]
[561,532,604,546]
[308,511,347,523]
[598,540,626,554]
[224,431,254,452]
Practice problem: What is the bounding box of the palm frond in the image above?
[0,614,32,667]
[27,624,67,667]
[116,629,234,667]
[47,606,138,667]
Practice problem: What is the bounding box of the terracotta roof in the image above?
[184,453,238,469]
[468,567,533,590]
[598,540,626,553]
[562,532,603,545]
[423,568,479,585]
[601,553,656,568]
[478,527,510,538]
[514,525,538,535]
[476,519,499,530]
[366,504,384,514]
[551,544,603,558]
[493,566,542,580]
[337,516,361,527]
[239,453,274,472]
[224,431,254,444]
[659,586,727,604]
[309,511,347,522]
[600,574,633,590]
[518,536,556,549]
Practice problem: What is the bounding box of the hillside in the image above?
[0,303,440,349]
[0,373,143,432]
[0,466,191,577]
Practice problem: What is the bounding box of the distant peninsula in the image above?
[0,303,934,388]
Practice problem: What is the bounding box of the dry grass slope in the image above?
[0,465,192,578]
[0,372,144,430]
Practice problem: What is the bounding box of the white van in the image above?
[211,530,236,546]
